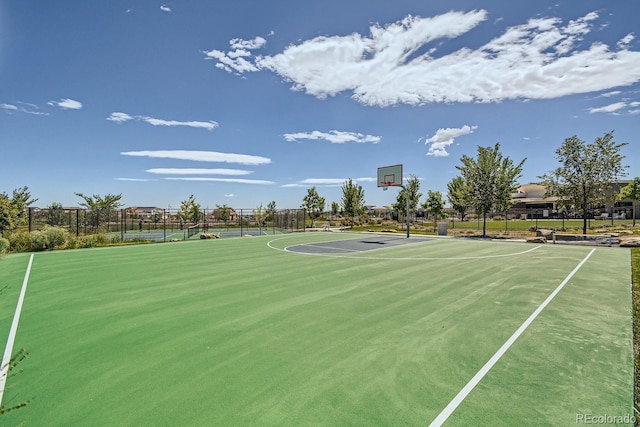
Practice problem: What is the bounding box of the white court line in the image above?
[0,254,34,409]
[429,248,596,427]
[268,234,541,260]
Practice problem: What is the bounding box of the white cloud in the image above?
[160,5,171,12]
[146,168,252,175]
[598,91,622,98]
[121,150,271,165]
[230,37,266,50]
[139,116,218,130]
[209,10,640,106]
[203,37,267,74]
[300,178,346,186]
[283,177,376,188]
[48,98,83,109]
[0,103,18,111]
[107,112,133,123]
[107,112,218,130]
[284,130,380,144]
[1,102,49,115]
[588,101,630,114]
[425,125,477,157]
[618,33,634,49]
[224,193,236,197]
[165,177,274,185]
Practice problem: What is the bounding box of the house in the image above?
[509,181,639,219]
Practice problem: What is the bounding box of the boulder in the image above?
[526,236,547,243]
[200,233,220,239]
[620,237,640,248]
[535,229,553,239]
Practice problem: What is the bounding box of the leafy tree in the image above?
[216,204,231,228]
[0,186,38,234]
[422,190,446,231]
[341,179,365,225]
[179,194,202,225]
[75,192,123,210]
[151,211,162,226]
[620,177,640,226]
[266,201,277,221]
[75,192,123,231]
[253,203,268,230]
[456,143,525,237]
[331,202,340,216]
[447,176,468,221]
[46,202,67,226]
[301,186,325,227]
[539,131,627,234]
[393,175,421,223]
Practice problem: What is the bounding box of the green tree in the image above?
[266,201,277,222]
[216,204,231,228]
[331,202,340,216]
[340,179,365,225]
[456,143,525,237]
[150,211,162,227]
[447,176,468,221]
[75,192,123,231]
[393,175,421,223]
[620,177,640,227]
[539,131,627,234]
[46,202,67,226]
[0,186,38,234]
[422,190,446,231]
[179,194,202,225]
[253,203,268,230]
[301,187,325,227]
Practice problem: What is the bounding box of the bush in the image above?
[29,226,70,251]
[44,226,69,248]
[9,231,32,253]
[0,237,9,254]
[30,230,49,251]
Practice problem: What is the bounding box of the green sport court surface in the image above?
[0,232,633,425]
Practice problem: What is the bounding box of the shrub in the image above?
[30,230,49,251]
[29,226,70,251]
[0,237,9,254]
[43,226,69,248]
[65,236,79,249]
[9,231,32,253]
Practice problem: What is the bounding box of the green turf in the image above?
[0,234,633,425]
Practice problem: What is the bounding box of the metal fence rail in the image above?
[23,207,306,241]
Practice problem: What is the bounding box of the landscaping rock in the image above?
[620,237,640,247]
[526,236,547,243]
[200,233,220,239]
[536,229,553,239]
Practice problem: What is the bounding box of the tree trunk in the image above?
[482,212,487,237]
[582,187,588,235]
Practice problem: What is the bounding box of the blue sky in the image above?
[1,1,639,210]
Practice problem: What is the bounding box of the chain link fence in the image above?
[23,207,306,242]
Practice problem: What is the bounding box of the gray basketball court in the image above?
[285,234,435,255]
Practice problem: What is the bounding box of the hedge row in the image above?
[1,226,121,253]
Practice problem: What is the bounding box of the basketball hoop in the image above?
[382,186,388,191]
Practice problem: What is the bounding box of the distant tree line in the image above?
[0,130,636,254]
